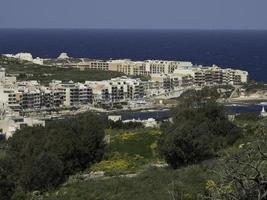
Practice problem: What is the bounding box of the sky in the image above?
[0,0,267,29]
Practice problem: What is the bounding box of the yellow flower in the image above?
[116,132,137,141]
[205,180,216,191]
[91,159,129,172]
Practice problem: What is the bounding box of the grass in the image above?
[108,129,160,159]
[44,161,219,200]
[89,129,161,175]
[1,56,124,84]
[7,65,124,85]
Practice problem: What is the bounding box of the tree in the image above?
[0,158,15,200]
[205,139,267,200]
[6,112,106,193]
[158,89,241,169]
[22,152,64,191]
[108,120,144,129]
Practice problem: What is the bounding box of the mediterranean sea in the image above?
[0,29,266,82]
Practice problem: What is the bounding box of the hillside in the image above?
[0,55,124,84]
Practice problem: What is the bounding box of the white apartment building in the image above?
[0,75,144,111]
[148,65,248,93]
[192,66,248,86]
[86,76,144,105]
[145,60,193,74]
[16,81,42,110]
[73,59,109,71]
[49,80,93,107]
[0,86,21,111]
[108,60,148,76]
[171,65,248,87]
[149,74,172,92]
[108,60,193,76]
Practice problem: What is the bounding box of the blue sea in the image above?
[110,103,266,120]
[0,29,267,82]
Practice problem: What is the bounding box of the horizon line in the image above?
[0,27,267,31]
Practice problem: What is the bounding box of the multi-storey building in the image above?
[16,81,42,110]
[0,62,248,112]
[77,60,109,71]
[149,74,173,91]
[172,65,248,87]
[108,60,148,76]
[51,58,248,87]
[49,81,93,107]
[86,77,144,105]
[20,89,41,110]
[0,86,21,110]
[148,65,248,94]
[146,60,193,74]
[108,60,193,76]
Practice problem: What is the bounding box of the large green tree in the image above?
[4,112,106,195]
[0,159,15,200]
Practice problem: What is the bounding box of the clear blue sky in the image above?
[0,0,267,29]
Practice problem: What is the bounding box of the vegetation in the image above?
[44,163,216,200]
[0,135,6,159]
[243,81,267,92]
[0,55,124,85]
[90,128,161,175]
[177,86,234,100]
[0,113,106,199]
[0,82,266,199]
[42,114,266,200]
[0,158,14,200]
[8,65,123,85]
[235,112,260,122]
[129,75,151,81]
[108,120,144,129]
[206,138,267,199]
[158,88,241,169]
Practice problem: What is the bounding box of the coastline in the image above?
[226,96,267,104]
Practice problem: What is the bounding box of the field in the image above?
[41,114,267,200]
[89,129,161,175]
[44,163,217,200]
[42,128,219,200]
